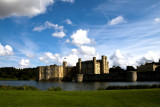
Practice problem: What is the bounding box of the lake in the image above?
[0,80,160,91]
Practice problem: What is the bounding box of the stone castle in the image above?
[37,55,160,82]
[37,55,109,81]
[137,62,160,72]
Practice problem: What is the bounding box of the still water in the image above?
[0,80,160,91]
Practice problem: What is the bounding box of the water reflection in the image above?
[0,80,159,91]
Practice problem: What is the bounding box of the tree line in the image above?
[0,67,37,80]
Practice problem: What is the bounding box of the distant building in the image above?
[137,62,160,72]
[37,55,109,81]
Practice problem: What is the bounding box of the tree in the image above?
[126,66,136,71]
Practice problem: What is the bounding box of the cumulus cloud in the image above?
[71,46,96,56]
[70,29,93,46]
[52,31,65,38]
[39,52,60,63]
[79,46,96,55]
[19,59,30,68]
[65,19,73,25]
[63,54,78,66]
[0,43,13,56]
[70,45,99,61]
[66,39,70,43]
[108,16,127,26]
[33,21,64,32]
[61,0,75,3]
[154,18,160,24]
[136,51,159,65]
[39,51,78,66]
[0,0,54,18]
[71,48,79,55]
[110,49,126,68]
[110,49,160,69]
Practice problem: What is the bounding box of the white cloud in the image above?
[79,46,96,55]
[66,39,70,43]
[154,18,160,24]
[39,52,60,63]
[0,0,54,18]
[61,0,75,3]
[33,21,65,38]
[71,48,79,55]
[52,31,66,38]
[108,16,127,26]
[65,19,73,25]
[63,54,78,66]
[110,49,126,68]
[70,46,99,61]
[0,43,13,56]
[70,29,93,46]
[33,21,64,32]
[33,25,45,32]
[109,49,160,69]
[136,51,159,65]
[19,59,30,68]
[71,46,96,56]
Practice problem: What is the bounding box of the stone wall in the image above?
[137,71,160,81]
[137,64,158,72]
[83,72,126,82]
[81,71,160,82]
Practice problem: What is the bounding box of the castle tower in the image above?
[105,56,109,73]
[46,66,50,80]
[100,55,105,74]
[38,67,42,81]
[78,58,82,74]
[63,61,67,68]
[93,57,96,74]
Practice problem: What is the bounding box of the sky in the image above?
[0,0,160,69]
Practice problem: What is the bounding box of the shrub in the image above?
[98,84,160,90]
[0,85,39,90]
[48,86,62,91]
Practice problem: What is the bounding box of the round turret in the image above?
[126,71,137,82]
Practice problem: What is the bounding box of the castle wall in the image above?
[83,73,126,82]
[137,71,160,81]
[37,56,160,82]
[37,65,64,81]
[82,71,160,82]
[137,64,157,72]
[75,55,109,75]
[63,66,76,81]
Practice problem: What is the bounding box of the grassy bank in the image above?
[0,89,160,107]
[98,84,160,90]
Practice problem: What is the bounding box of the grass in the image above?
[0,89,160,107]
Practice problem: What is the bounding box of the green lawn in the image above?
[0,89,160,107]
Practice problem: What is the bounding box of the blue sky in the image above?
[0,0,160,68]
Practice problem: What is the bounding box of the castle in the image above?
[37,55,160,82]
[37,55,109,81]
[137,62,160,72]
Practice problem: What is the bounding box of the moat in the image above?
[0,80,160,91]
